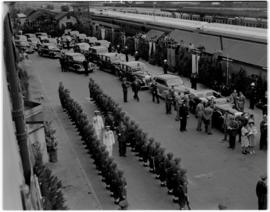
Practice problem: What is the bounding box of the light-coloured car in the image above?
[27,37,41,50]
[24,33,37,39]
[77,33,87,42]
[98,52,126,74]
[153,74,188,98]
[95,40,111,48]
[15,40,35,53]
[38,43,61,58]
[88,46,108,62]
[85,36,98,45]
[74,42,90,54]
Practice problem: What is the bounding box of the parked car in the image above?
[64,52,96,73]
[118,61,152,89]
[27,37,41,50]
[77,33,87,42]
[15,35,27,42]
[88,46,108,62]
[74,42,90,54]
[97,52,126,74]
[36,32,48,39]
[38,43,61,58]
[24,33,36,39]
[188,88,228,113]
[61,35,75,49]
[85,36,98,46]
[70,30,80,38]
[15,40,35,53]
[95,40,111,48]
[213,103,243,131]
[153,74,188,98]
[39,36,50,44]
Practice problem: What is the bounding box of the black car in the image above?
[64,52,96,73]
[38,43,61,58]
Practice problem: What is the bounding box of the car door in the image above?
[156,78,168,97]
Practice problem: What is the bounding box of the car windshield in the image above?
[167,78,184,86]
[72,54,85,62]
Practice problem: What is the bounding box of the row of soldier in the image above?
[58,82,127,208]
[89,78,190,209]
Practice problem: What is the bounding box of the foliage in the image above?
[34,152,67,210]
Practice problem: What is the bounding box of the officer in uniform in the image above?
[134,51,140,61]
[118,122,127,157]
[195,100,205,131]
[151,81,159,103]
[121,79,129,103]
[203,103,214,135]
[163,59,168,74]
[165,90,173,114]
[179,100,189,132]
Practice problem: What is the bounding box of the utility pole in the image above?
[4,13,31,186]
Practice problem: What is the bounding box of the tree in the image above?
[61,5,69,12]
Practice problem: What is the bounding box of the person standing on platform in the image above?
[227,116,239,149]
[256,175,267,210]
[165,90,173,114]
[124,46,129,62]
[190,73,198,90]
[179,100,189,132]
[92,110,104,141]
[163,59,168,74]
[121,79,129,103]
[103,126,115,157]
[237,91,246,112]
[131,78,140,102]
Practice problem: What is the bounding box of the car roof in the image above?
[155,74,181,80]
[99,52,123,57]
[122,61,145,67]
[90,46,108,50]
[65,52,84,57]
[76,42,90,47]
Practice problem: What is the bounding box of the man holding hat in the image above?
[92,110,104,141]
[103,125,115,157]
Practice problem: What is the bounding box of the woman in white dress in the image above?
[247,120,257,154]
[103,126,115,157]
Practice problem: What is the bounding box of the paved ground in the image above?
[26,52,266,210]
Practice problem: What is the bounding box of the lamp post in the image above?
[222,55,233,85]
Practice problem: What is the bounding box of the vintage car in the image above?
[77,33,87,42]
[61,35,75,49]
[212,103,243,131]
[24,33,36,39]
[69,30,80,38]
[15,35,27,42]
[97,52,126,74]
[88,46,108,62]
[64,52,96,73]
[118,61,152,89]
[153,74,188,98]
[36,32,48,39]
[27,37,41,50]
[15,40,35,53]
[95,40,111,48]
[38,43,61,58]
[188,88,228,113]
[85,36,98,45]
[74,42,90,54]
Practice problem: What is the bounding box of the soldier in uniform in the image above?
[118,122,127,157]
[195,100,204,131]
[227,116,239,149]
[121,79,129,103]
[163,59,168,74]
[179,100,189,132]
[134,51,140,61]
[103,125,115,157]
[165,90,173,114]
[151,81,159,103]
[203,103,214,135]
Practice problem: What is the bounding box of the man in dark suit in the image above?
[179,101,189,131]
[256,175,267,209]
[121,79,129,103]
